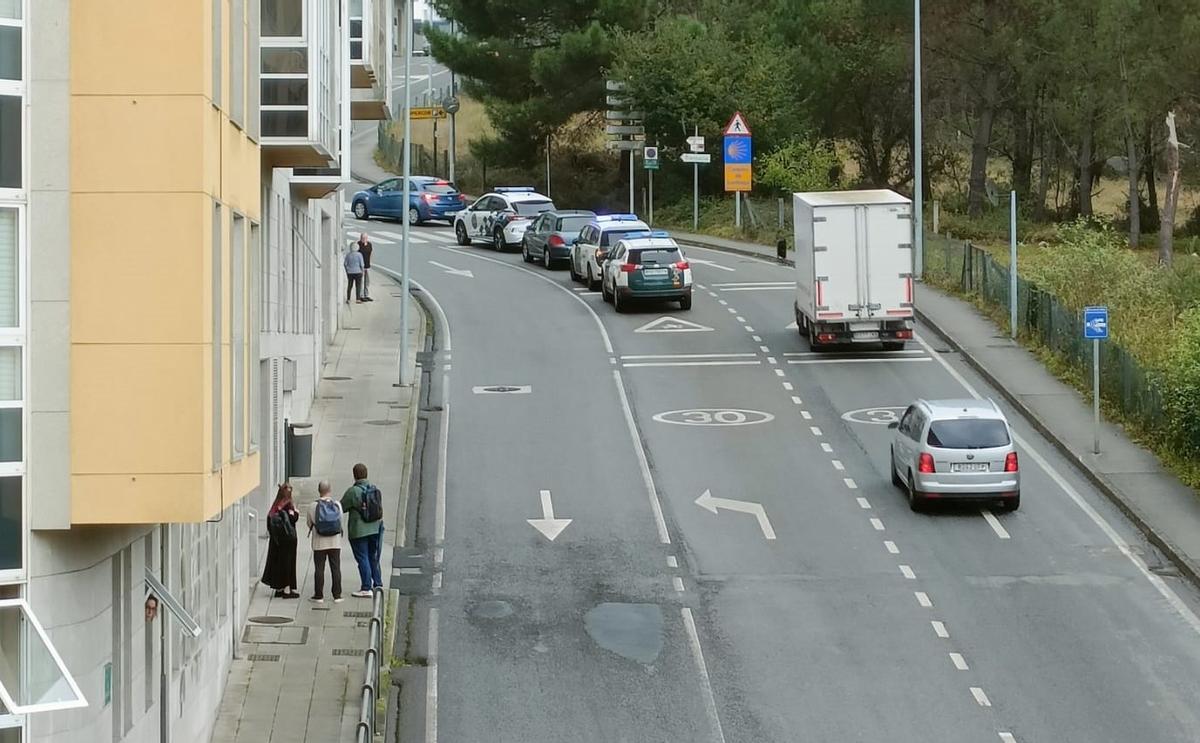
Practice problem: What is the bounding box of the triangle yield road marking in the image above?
[634,316,714,333]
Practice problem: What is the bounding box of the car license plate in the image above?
[853,331,879,340]
[643,268,669,277]
[951,462,989,473]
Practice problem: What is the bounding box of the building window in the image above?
[231,214,245,459]
[212,204,222,471]
[0,599,88,714]
[261,0,302,38]
[248,223,260,451]
[0,97,19,191]
[0,477,19,572]
[230,0,245,127]
[0,208,16,327]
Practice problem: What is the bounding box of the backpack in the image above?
[314,499,343,536]
[267,509,295,544]
[358,484,383,523]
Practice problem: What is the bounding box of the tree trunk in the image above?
[967,66,1001,217]
[1143,120,1160,230]
[1012,104,1033,198]
[1033,96,1051,220]
[1078,114,1094,218]
[1158,111,1181,267]
[1125,124,1140,249]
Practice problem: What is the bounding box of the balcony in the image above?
[349,0,391,120]
[260,0,339,168]
[289,166,346,200]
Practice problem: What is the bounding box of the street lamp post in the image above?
[399,0,414,386]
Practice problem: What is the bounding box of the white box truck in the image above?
[792,189,915,350]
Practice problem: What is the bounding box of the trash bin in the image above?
[286,422,313,478]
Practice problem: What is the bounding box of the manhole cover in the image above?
[248,615,293,625]
[365,420,402,426]
[472,385,532,394]
[324,376,353,381]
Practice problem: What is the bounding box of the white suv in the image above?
[569,214,650,290]
[453,187,555,251]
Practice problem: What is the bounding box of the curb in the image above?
[682,232,1200,588]
[913,304,1200,588]
[674,234,794,267]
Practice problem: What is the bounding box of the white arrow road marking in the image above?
[694,489,776,540]
[527,489,572,541]
[688,258,736,272]
[428,260,474,278]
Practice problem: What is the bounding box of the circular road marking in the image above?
[841,407,907,425]
[652,409,775,427]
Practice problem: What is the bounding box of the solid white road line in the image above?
[949,652,969,670]
[784,350,927,357]
[914,333,1200,638]
[871,518,886,531]
[915,591,932,608]
[667,556,679,568]
[624,360,762,368]
[931,621,949,638]
[857,497,871,510]
[426,608,439,743]
[681,608,729,743]
[435,376,449,547]
[673,577,685,593]
[711,281,793,288]
[884,540,899,554]
[788,358,933,365]
[982,510,1012,539]
[970,687,992,707]
[717,285,794,292]
[621,353,758,360]
[899,564,915,579]
[614,370,671,545]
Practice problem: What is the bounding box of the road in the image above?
[346,212,1200,742]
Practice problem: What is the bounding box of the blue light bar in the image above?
[493,186,536,193]
[650,230,671,238]
[621,230,653,238]
[596,213,640,222]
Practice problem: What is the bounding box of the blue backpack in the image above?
[314,499,343,536]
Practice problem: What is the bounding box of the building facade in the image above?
[0,0,391,741]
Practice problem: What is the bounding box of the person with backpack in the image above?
[341,462,384,597]
[262,483,300,599]
[306,480,345,603]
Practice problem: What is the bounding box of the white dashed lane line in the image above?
[667,556,678,568]
[782,382,793,391]
[999,733,1018,743]
[982,510,1011,539]
[809,426,822,436]
[775,369,786,378]
[971,687,992,707]
[856,497,871,510]
[673,577,685,593]
[791,396,804,405]
[843,478,857,489]
[871,518,885,532]
[899,564,916,579]
[949,652,969,670]
[801,410,813,420]
[831,460,844,470]
[884,541,899,554]
[931,621,950,639]
[820,442,833,453]
[915,592,932,608]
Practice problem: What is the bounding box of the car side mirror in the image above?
[887,421,900,429]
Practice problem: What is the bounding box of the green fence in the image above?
[921,235,1166,435]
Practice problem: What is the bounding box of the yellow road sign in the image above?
[724,163,752,192]
[410,107,448,120]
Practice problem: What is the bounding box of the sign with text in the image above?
[410,107,447,120]
[723,112,752,192]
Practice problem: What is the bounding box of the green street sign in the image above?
[644,159,659,170]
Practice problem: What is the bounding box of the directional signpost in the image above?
[723,112,752,229]
[409,106,447,120]
[1084,306,1108,454]
[606,81,643,213]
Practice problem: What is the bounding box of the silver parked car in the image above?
[889,399,1020,511]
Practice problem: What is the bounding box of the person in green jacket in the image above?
[341,463,384,597]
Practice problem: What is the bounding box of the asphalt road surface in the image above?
[351,214,1200,743]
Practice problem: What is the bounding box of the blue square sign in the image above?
[1083,306,1108,340]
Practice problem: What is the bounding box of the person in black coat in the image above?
[262,483,300,599]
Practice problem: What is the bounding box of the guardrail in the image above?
[355,587,385,742]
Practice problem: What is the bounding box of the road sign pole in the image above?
[629,149,635,214]
[545,134,551,198]
[1009,190,1017,340]
[399,0,414,387]
[693,125,699,231]
[735,191,742,229]
[648,167,654,225]
[1093,338,1101,454]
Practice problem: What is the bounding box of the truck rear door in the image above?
[863,203,913,319]
[811,206,860,321]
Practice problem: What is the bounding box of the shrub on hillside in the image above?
[1161,308,1200,460]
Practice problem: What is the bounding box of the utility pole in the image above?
[693,125,699,232]
[399,0,414,386]
[546,134,552,198]
[913,0,924,279]
[448,20,457,183]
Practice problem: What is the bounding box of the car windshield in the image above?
[630,248,682,265]
[514,200,555,216]
[601,228,647,247]
[926,419,1010,449]
[557,215,593,232]
[422,183,458,195]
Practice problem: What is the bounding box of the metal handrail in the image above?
[356,588,385,742]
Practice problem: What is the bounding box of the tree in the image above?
[757,139,842,193]
[1159,111,1182,266]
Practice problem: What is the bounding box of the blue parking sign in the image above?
[1083,306,1108,340]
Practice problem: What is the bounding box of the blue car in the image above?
[351,176,467,225]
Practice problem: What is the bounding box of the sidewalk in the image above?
[673,229,1200,583]
[350,122,398,185]
[209,277,424,743]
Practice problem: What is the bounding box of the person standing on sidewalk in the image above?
[357,233,374,302]
[306,481,345,604]
[344,243,365,304]
[262,484,300,599]
[341,463,384,598]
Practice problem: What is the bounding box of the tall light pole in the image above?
[913,0,924,279]
[448,19,457,183]
[399,0,414,386]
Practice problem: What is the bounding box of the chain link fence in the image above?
[921,234,1166,435]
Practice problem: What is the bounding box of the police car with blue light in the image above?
[569,214,651,290]
[453,187,556,251]
[600,231,693,312]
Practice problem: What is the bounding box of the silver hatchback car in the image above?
[889,399,1020,511]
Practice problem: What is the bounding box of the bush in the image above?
[1161,308,1200,459]
[757,139,841,194]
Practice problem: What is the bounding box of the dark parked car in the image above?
[351,176,467,225]
[521,210,596,268]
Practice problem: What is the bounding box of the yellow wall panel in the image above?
[71,344,206,475]
[71,0,205,97]
[72,474,210,524]
[72,96,209,194]
[71,193,208,344]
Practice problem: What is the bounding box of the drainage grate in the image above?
[248,654,280,662]
[332,649,365,657]
[365,420,402,426]
[324,376,353,381]
[343,611,372,618]
[247,615,293,625]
